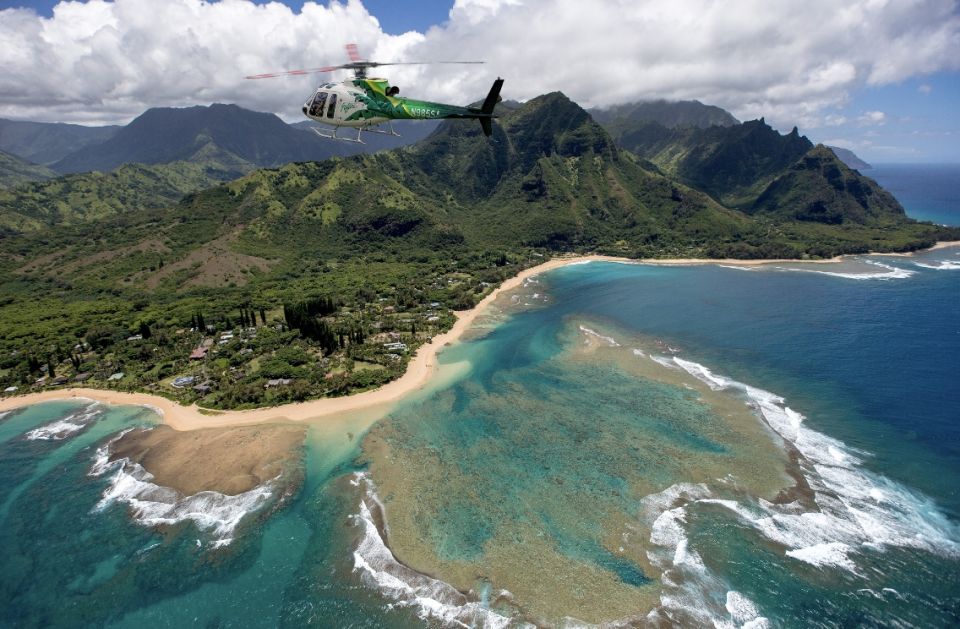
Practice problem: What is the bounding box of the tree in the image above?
[46,356,55,378]
[283,300,339,354]
[138,321,152,339]
[85,325,125,350]
[260,307,267,325]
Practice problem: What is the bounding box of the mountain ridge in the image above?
[591,99,739,131]
[0,118,119,165]
[50,104,356,175]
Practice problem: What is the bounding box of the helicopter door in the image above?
[326,93,337,119]
[308,92,327,117]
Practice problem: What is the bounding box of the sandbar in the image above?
[107,423,306,495]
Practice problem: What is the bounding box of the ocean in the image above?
[1,166,959,627]
[868,163,960,226]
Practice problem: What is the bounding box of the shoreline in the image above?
[1,241,957,430]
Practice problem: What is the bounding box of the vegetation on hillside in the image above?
[0,150,56,190]
[0,93,956,408]
[0,162,238,233]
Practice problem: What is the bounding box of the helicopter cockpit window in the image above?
[309,92,327,117]
[326,93,337,119]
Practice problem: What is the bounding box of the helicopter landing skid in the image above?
[311,122,401,144]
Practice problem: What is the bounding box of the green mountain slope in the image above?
[78,91,941,268]
[205,93,753,260]
[0,118,119,165]
[752,145,902,224]
[0,150,56,190]
[598,116,815,208]
[51,104,353,174]
[428,93,749,254]
[0,162,231,233]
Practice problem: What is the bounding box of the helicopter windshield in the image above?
[308,92,327,117]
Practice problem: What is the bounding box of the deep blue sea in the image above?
[1,166,958,627]
[869,163,960,226]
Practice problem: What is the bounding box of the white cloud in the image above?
[858,110,887,125]
[919,83,933,93]
[1,0,958,132]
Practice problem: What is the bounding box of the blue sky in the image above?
[1,0,958,162]
[811,71,959,163]
[290,0,452,33]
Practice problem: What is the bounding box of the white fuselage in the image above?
[301,82,387,128]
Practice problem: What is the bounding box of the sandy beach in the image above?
[0,255,557,430]
[2,242,957,430]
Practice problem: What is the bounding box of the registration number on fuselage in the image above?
[408,107,442,118]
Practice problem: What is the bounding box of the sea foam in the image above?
[914,259,960,270]
[650,355,960,572]
[777,260,915,280]
[350,472,522,629]
[89,431,274,546]
[24,403,101,440]
[578,325,621,347]
[637,484,769,628]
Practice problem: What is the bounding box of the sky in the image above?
[0,0,958,162]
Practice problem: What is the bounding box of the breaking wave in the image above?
[350,472,521,629]
[777,260,915,280]
[647,355,959,574]
[89,430,274,547]
[913,259,960,270]
[632,483,770,628]
[578,325,621,347]
[24,403,101,440]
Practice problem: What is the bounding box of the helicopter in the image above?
[246,44,503,143]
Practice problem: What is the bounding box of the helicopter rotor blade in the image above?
[363,61,485,68]
[244,65,342,79]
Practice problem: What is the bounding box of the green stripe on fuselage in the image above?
[347,78,484,123]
